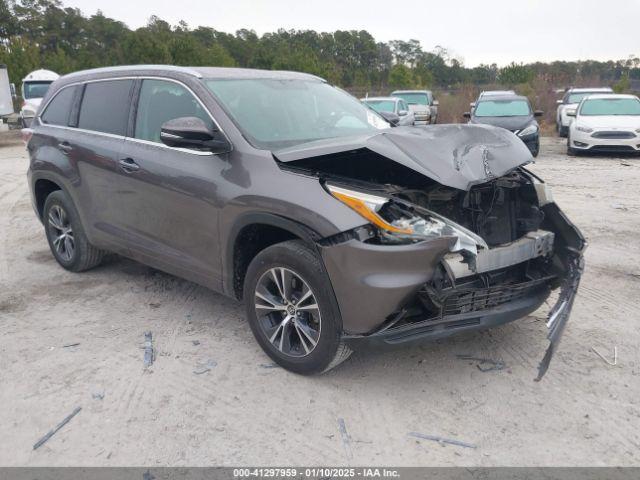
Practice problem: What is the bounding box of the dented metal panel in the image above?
[275,124,534,191]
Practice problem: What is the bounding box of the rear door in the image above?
[69,79,134,248]
[113,77,227,289]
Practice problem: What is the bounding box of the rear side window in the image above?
[78,80,134,136]
[134,79,213,143]
[41,86,76,126]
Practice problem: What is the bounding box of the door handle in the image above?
[58,142,73,153]
[119,157,140,172]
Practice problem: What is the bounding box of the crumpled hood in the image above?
[274,124,533,191]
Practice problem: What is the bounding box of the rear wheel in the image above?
[567,135,577,156]
[243,240,351,374]
[43,190,104,272]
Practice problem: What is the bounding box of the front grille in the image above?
[590,145,637,152]
[441,277,551,315]
[420,275,553,317]
[592,131,636,139]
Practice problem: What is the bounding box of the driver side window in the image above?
[135,79,214,143]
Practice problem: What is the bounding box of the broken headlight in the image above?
[326,184,486,255]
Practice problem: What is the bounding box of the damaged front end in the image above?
[275,126,586,380]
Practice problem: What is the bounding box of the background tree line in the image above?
[1,0,639,125]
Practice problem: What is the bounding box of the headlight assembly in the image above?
[518,124,538,137]
[326,184,487,256]
[576,125,593,133]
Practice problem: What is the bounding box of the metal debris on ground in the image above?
[337,417,353,460]
[33,406,82,450]
[143,331,154,367]
[193,358,217,375]
[456,354,506,372]
[591,346,618,366]
[408,431,477,449]
[91,388,105,400]
[62,342,80,348]
[259,363,280,369]
[611,203,628,211]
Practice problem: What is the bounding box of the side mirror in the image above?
[556,99,563,105]
[470,102,476,108]
[398,110,408,117]
[534,110,544,117]
[463,112,471,119]
[432,100,439,106]
[566,108,577,117]
[10,83,16,98]
[378,111,400,126]
[160,116,231,153]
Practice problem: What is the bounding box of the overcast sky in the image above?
[65,0,639,67]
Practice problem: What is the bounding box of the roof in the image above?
[23,69,59,82]
[477,94,528,103]
[567,87,613,93]
[361,96,399,102]
[582,93,639,101]
[391,90,433,94]
[60,65,324,82]
[479,90,515,97]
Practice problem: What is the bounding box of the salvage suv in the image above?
[26,66,585,378]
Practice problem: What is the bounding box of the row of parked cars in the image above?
[361,90,439,126]
[556,87,640,155]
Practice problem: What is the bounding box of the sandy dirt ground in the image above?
[1,135,639,466]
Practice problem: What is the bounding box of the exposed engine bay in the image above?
[276,134,585,381]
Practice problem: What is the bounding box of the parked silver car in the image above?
[361,96,415,126]
[391,90,438,124]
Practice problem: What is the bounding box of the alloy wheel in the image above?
[254,267,321,357]
[48,205,75,262]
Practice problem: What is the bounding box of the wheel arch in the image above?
[223,213,323,300]
[33,177,63,220]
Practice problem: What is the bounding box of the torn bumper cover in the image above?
[319,203,585,381]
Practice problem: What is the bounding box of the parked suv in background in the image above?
[361,96,415,126]
[391,89,438,124]
[26,65,584,378]
[556,87,613,137]
[464,94,543,157]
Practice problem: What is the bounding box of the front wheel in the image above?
[243,240,351,374]
[43,190,105,272]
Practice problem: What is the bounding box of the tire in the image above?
[531,143,539,158]
[243,239,351,374]
[559,125,568,138]
[43,190,104,272]
[567,135,577,156]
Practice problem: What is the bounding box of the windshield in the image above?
[23,81,53,99]
[474,99,531,117]
[363,99,396,113]
[205,79,388,149]
[567,92,609,104]
[393,92,430,106]
[580,97,640,116]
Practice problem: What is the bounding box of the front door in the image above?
[114,78,227,289]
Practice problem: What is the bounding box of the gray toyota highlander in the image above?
[26,65,585,378]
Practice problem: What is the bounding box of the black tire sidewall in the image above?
[243,240,343,374]
[43,190,87,271]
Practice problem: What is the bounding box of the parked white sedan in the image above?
[567,94,640,155]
